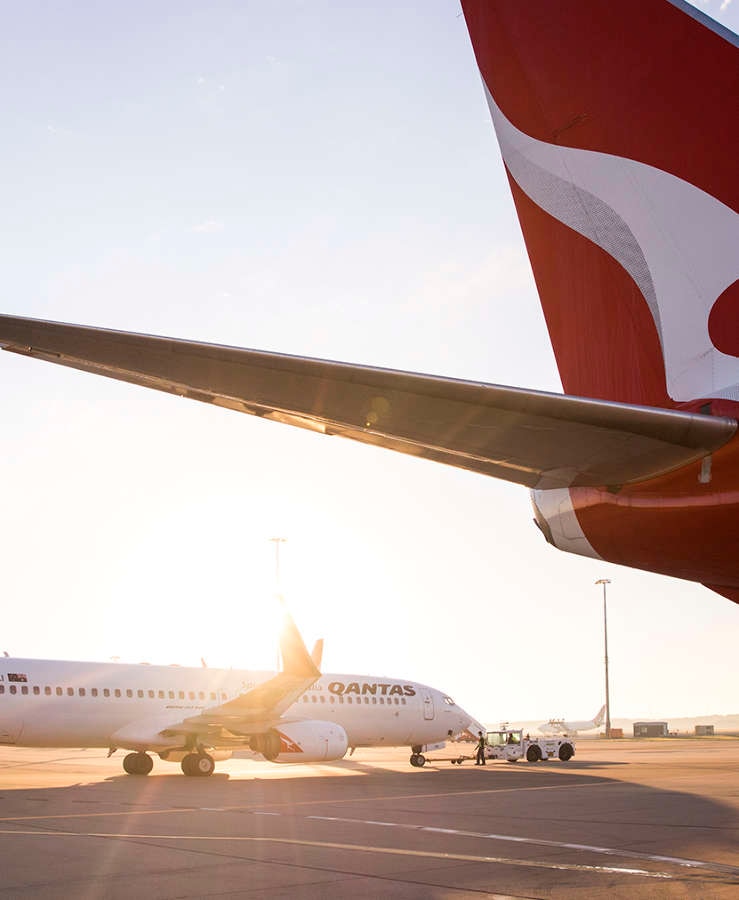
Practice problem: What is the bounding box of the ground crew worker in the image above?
[475,731,486,765]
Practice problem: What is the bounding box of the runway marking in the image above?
[299,814,739,877]
[0,829,674,880]
[0,783,734,878]
[0,777,617,824]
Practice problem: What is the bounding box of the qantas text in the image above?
[327,681,416,697]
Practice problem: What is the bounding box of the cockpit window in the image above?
[443,696,455,705]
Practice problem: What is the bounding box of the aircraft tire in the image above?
[181,753,199,776]
[194,753,215,776]
[559,743,574,761]
[526,745,541,763]
[416,753,426,767]
[123,752,153,775]
[409,754,418,767]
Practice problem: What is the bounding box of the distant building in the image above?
[633,721,668,737]
[694,724,715,736]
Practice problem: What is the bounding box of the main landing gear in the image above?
[181,752,215,777]
[409,745,426,767]
[121,750,216,776]
[122,752,153,776]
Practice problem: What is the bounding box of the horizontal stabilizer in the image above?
[1,316,735,489]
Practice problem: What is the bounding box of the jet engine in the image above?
[250,720,348,763]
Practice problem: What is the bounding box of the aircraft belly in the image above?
[19,711,127,748]
[0,717,23,744]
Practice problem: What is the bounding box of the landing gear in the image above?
[122,752,153,776]
[181,752,215,777]
[409,753,426,768]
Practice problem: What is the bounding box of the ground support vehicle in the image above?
[485,728,575,763]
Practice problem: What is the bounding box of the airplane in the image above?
[538,705,606,737]
[0,1,737,602]
[0,610,483,777]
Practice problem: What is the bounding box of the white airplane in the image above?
[538,705,606,736]
[0,612,482,777]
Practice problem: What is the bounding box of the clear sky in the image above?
[1,1,737,725]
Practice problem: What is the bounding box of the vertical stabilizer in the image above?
[461,0,739,411]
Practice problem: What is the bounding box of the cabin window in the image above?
[220,691,227,700]
[103,689,110,698]
[371,697,377,704]
[188,691,195,701]
[67,688,74,697]
[198,691,204,700]
[91,688,98,697]
[168,691,174,699]
[114,689,121,698]
[148,690,155,699]
[8,686,15,695]
[137,690,144,699]
[0,686,4,695]
[319,695,325,703]
[45,686,51,696]
[79,688,85,697]
[329,695,335,704]
[126,690,133,698]
[209,692,216,701]
[56,687,62,696]
[311,695,317,703]
[21,686,28,695]
[32,686,40,695]
[347,696,353,704]
[178,691,185,700]
[339,696,344,704]
[158,690,164,699]
[302,696,308,703]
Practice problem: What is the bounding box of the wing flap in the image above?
[1,315,735,488]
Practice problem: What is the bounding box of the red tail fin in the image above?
[461,0,739,413]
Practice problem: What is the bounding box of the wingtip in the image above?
[279,609,321,679]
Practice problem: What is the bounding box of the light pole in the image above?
[269,537,287,597]
[269,537,287,672]
[595,578,612,738]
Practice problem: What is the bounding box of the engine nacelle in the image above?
[251,720,348,763]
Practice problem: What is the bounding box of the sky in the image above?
[0,1,737,725]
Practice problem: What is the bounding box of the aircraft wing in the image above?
[1,315,735,490]
[143,609,320,746]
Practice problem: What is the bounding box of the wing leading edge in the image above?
[155,609,321,746]
[0,315,735,489]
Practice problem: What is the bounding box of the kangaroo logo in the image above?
[486,88,739,402]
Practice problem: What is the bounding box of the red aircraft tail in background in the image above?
[462,0,739,601]
[1,2,738,601]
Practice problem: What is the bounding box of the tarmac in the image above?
[0,739,737,898]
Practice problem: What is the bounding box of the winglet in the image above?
[310,639,324,669]
[279,610,321,679]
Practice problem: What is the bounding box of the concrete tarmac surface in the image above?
[0,739,737,899]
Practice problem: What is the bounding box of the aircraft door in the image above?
[422,692,434,720]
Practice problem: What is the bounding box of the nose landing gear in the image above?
[122,752,154,776]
